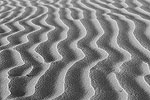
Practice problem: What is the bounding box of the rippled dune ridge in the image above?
[1,0,150,100]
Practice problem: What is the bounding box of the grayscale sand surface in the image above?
[1,0,150,100]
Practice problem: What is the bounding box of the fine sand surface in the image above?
[1,0,150,100]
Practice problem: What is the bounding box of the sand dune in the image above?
[1,0,150,100]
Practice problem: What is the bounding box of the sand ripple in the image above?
[0,0,150,100]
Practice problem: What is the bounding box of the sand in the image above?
[0,0,150,100]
